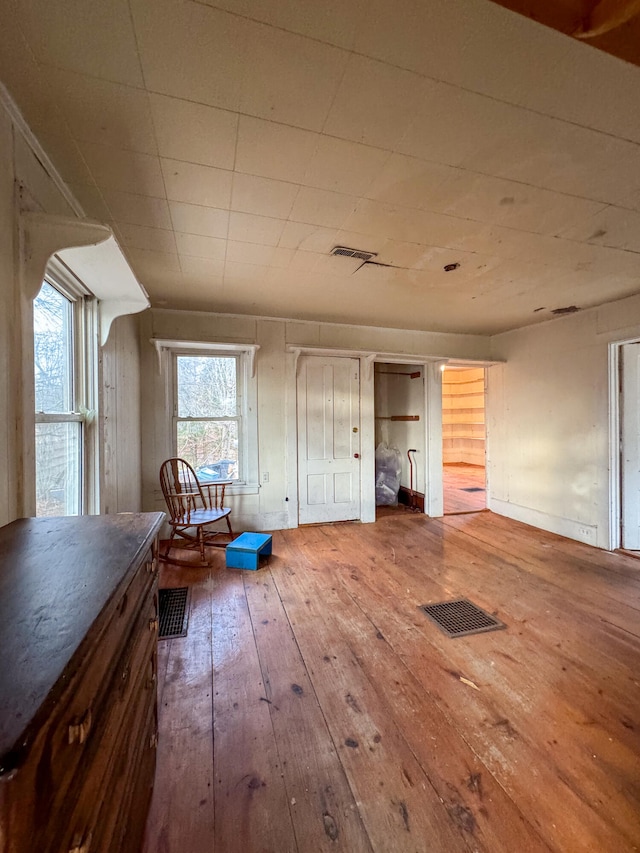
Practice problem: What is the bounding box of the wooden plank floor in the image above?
[443,463,486,513]
[144,513,640,853]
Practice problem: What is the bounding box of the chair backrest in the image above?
[202,479,230,510]
[159,458,205,523]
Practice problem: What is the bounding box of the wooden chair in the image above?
[159,458,234,565]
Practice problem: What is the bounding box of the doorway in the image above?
[442,366,486,514]
[618,341,640,550]
[373,362,426,516]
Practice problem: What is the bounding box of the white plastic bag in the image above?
[375,442,402,506]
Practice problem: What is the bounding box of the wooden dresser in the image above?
[0,512,165,853]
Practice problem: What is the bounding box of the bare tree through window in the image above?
[34,282,81,516]
[175,355,240,480]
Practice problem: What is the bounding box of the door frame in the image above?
[285,346,451,528]
[286,349,375,528]
[608,337,640,550]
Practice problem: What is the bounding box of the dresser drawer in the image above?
[64,651,159,853]
[96,687,158,853]
[31,585,158,853]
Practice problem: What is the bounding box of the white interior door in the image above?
[297,356,361,524]
[621,342,640,549]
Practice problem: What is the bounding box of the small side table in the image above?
[226,532,273,570]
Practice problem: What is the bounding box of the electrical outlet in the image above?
[262,472,269,483]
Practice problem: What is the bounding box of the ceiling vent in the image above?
[331,246,377,262]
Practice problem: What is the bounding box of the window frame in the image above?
[172,351,242,482]
[158,340,259,495]
[34,258,99,516]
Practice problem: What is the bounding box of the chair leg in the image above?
[226,516,234,537]
[164,529,177,560]
[198,527,206,562]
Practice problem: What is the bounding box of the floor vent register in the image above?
[158,587,191,640]
[419,597,506,638]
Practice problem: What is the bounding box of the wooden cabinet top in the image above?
[0,512,164,775]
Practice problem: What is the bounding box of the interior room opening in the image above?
[442,366,486,514]
[374,362,425,518]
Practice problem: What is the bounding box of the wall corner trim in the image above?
[1,83,85,219]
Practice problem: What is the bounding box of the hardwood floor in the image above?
[443,463,486,513]
[144,513,640,853]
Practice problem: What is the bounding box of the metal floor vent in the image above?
[419,598,506,638]
[461,487,485,493]
[159,587,191,640]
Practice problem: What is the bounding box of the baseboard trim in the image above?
[398,486,425,512]
[489,498,598,546]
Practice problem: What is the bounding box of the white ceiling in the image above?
[1,0,640,334]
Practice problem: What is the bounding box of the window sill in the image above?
[226,482,260,496]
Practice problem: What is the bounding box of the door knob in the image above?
[354,453,360,459]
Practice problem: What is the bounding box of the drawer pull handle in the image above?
[69,830,92,853]
[149,617,159,632]
[68,709,92,745]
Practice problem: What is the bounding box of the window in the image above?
[174,354,240,481]
[33,271,97,516]
[162,341,258,491]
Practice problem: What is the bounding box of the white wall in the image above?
[0,99,143,523]
[0,103,77,524]
[101,314,143,514]
[0,105,17,525]
[140,309,492,530]
[488,295,640,549]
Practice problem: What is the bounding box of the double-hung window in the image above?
[33,269,97,516]
[174,353,240,481]
[162,342,258,490]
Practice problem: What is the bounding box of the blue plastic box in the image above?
[226,532,273,570]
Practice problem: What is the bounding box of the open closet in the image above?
[374,362,425,514]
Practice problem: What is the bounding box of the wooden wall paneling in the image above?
[142,577,215,853]
[274,530,475,852]
[211,569,298,853]
[243,570,374,852]
[0,108,15,527]
[333,518,640,851]
[102,314,142,514]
